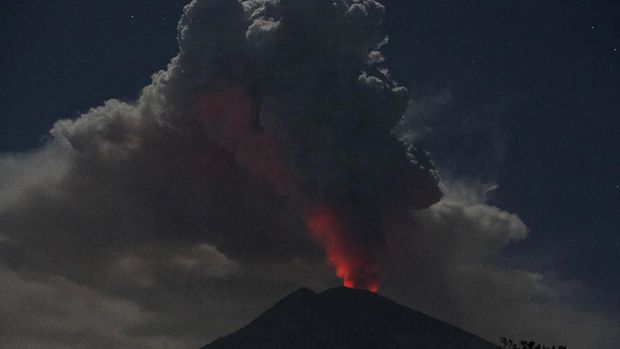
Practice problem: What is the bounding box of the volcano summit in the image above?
[201,287,499,349]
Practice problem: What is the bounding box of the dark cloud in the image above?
[0,265,156,349]
[0,1,618,348]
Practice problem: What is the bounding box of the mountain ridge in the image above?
[201,286,499,349]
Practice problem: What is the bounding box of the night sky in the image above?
[1,1,618,348]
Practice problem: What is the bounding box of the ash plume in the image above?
[1,0,440,289]
[190,0,443,288]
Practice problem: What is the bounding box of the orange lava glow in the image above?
[305,204,381,292]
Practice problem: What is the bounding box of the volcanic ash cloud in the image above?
[186,0,443,288]
[0,0,441,290]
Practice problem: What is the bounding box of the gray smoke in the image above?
[1,0,441,289]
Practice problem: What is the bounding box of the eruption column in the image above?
[188,0,441,291]
[305,204,382,292]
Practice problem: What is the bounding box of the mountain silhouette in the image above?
[201,286,499,349]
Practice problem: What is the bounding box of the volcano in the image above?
[200,287,499,349]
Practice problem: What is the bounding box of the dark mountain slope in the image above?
[201,286,499,349]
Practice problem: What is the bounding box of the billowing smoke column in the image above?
[19,0,440,291]
[183,0,442,290]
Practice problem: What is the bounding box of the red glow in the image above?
[196,85,383,291]
[197,84,290,193]
[305,204,381,292]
